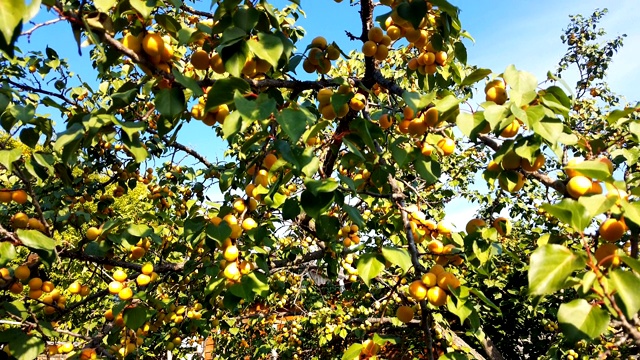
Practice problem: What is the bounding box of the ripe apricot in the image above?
[311,36,327,49]
[224,245,239,262]
[599,218,626,242]
[465,218,486,234]
[374,44,388,60]
[191,50,210,70]
[429,264,445,276]
[486,86,507,105]
[113,270,127,282]
[493,217,511,236]
[427,286,447,306]
[109,281,123,294]
[396,305,414,323]
[566,176,593,199]
[68,281,81,294]
[11,190,28,204]
[362,41,377,57]
[86,226,101,240]
[242,218,258,231]
[122,34,142,54]
[142,33,164,57]
[14,265,30,280]
[595,243,620,267]
[565,158,584,178]
[28,277,43,290]
[118,287,133,300]
[437,138,455,156]
[421,272,437,287]
[408,280,428,300]
[0,190,12,203]
[423,107,439,127]
[500,119,520,138]
[379,113,393,129]
[41,281,54,293]
[9,282,23,294]
[224,262,241,281]
[141,262,154,275]
[521,154,545,172]
[11,212,29,228]
[427,239,444,254]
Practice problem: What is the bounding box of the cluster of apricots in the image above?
[0,189,28,204]
[209,203,257,283]
[485,79,508,105]
[316,86,350,120]
[9,211,46,232]
[191,93,230,126]
[341,253,359,282]
[338,224,361,247]
[121,31,175,73]
[561,157,628,268]
[486,151,534,194]
[466,217,512,237]
[108,265,156,301]
[362,27,392,61]
[565,157,613,199]
[302,36,340,74]
[396,263,461,323]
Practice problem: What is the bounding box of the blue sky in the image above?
[14,0,640,228]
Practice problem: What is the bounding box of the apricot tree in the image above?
[0,0,639,359]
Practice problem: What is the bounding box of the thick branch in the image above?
[481,334,505,360]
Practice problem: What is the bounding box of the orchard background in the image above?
[0,0,639,359]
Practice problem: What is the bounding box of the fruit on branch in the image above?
[396,305,414,324]
[599,218,626,242]
[567,175,593,199]
[594,243,620,267]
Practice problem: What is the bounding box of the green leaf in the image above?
[205,77,250,113]
[129,0,156,19]
[155,88,185,119]
[124,306,152,330]
[621,254,640,274]
[0,0,39,54]
[112,117,146,141]
[396,0,428,29]
[0,148,22,172]
[619,200,640,227]
[247,33,284,68]
[565,160,611,181]
[557,299,609,342]
[391,137,413,167]
[528,244,586,296]
[125,224,152,237]
[305,178,339,195]
[221,39,249,77]
[610,269,640,319]
[402,91,434,113]
[381,247,411,274]
[372,333,398,345]
[529,114,563,144]
[205,222,232,244]
[16,229,56,251]
[342,204,365,228]
[171,67,203,97]
[9,332,45,360]
[300,190,334,219]
[469,288,502,314]
[414,156,440,185]
[578,194,617,218]
[316,215,340,242]
[276,107,312,143]
[342,343,363,360]
[460,68,491,86]
[456,111,486,138]
[0,242,16,266]
[357,253,385,287]
[94,0,117,12]
[542,199,591,232]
